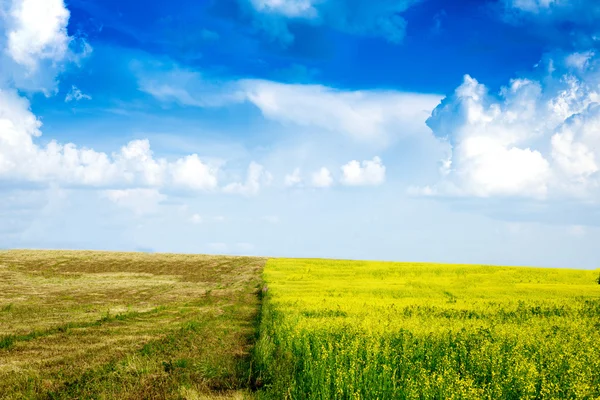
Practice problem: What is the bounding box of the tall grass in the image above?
[253,259,600,399]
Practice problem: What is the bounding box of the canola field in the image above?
[254,259,600,399]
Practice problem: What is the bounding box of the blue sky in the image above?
[1,0,600,268]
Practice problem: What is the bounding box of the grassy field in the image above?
[254,258,600,399]
[0,250,265,399]
[3,252,600,399]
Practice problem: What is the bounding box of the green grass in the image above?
[253,258,600,399]
[0,250,265,399]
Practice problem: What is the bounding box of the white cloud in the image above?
[0,0,90,94]
[65,85,91,102]
[311,167,333,188]
[170,154,219,191]
[424,75,551,198]
[5,0,71,70]
[506,0,560,13]
[249,0,318,18]
[190,214,203,224]
[223,162,272,196]
[0,89,222,191]
[551,104,600,192]
[240,80,441,143]
[502,0,600,40]
[103,189,166,216]
[284,168,302,187]
[137,68,442,144]
[340,157,386,186]
[422,60,600,200]
[565,51,595,71]
[245,0,419,45]
[137,66,244,107]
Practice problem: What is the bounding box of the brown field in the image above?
[0,250,265,399]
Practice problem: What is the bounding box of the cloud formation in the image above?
[502,0,600,49]
[284,168,302,187]
[138,66,441,144]
[421,52,600,200]
[311,167,333,188]
[241,80,440,143]
[0,88,231,192]
[341,157,386,186]
[243,0,421,45]
[0,3,270,198]
[249,0,318,18]
[65,86,91,102]
[223,162,273,196]
[0,0,91,93]
[5,0,71,70]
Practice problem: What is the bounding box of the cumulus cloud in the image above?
[340,157,386,186]
[170,155,219,191]
[311,167,333,188]
[0,89,221,190]
[284,168,302,187]
[551,104,600,189]
[0,0,90,93]
[0,7,227,196]
[421,52,600,201]
[65,85,91,102]
[190,214,203,224]
[223,162,272,196]
[5,0,71,70]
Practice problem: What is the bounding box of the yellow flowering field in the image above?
[253,258,600,399]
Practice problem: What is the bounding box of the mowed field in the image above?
[0,250,265,399]
[255,259,600,399]
[2,252,600,399]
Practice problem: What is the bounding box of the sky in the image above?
[1,0,600,269]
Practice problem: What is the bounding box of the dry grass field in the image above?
[0,250,265,399]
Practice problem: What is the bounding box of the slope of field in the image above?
[254,258,600,399]
[0,250,265,399]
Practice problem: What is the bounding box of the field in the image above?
[254,258,600,399]
[0,250,265,399]
[2,251,600,399]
